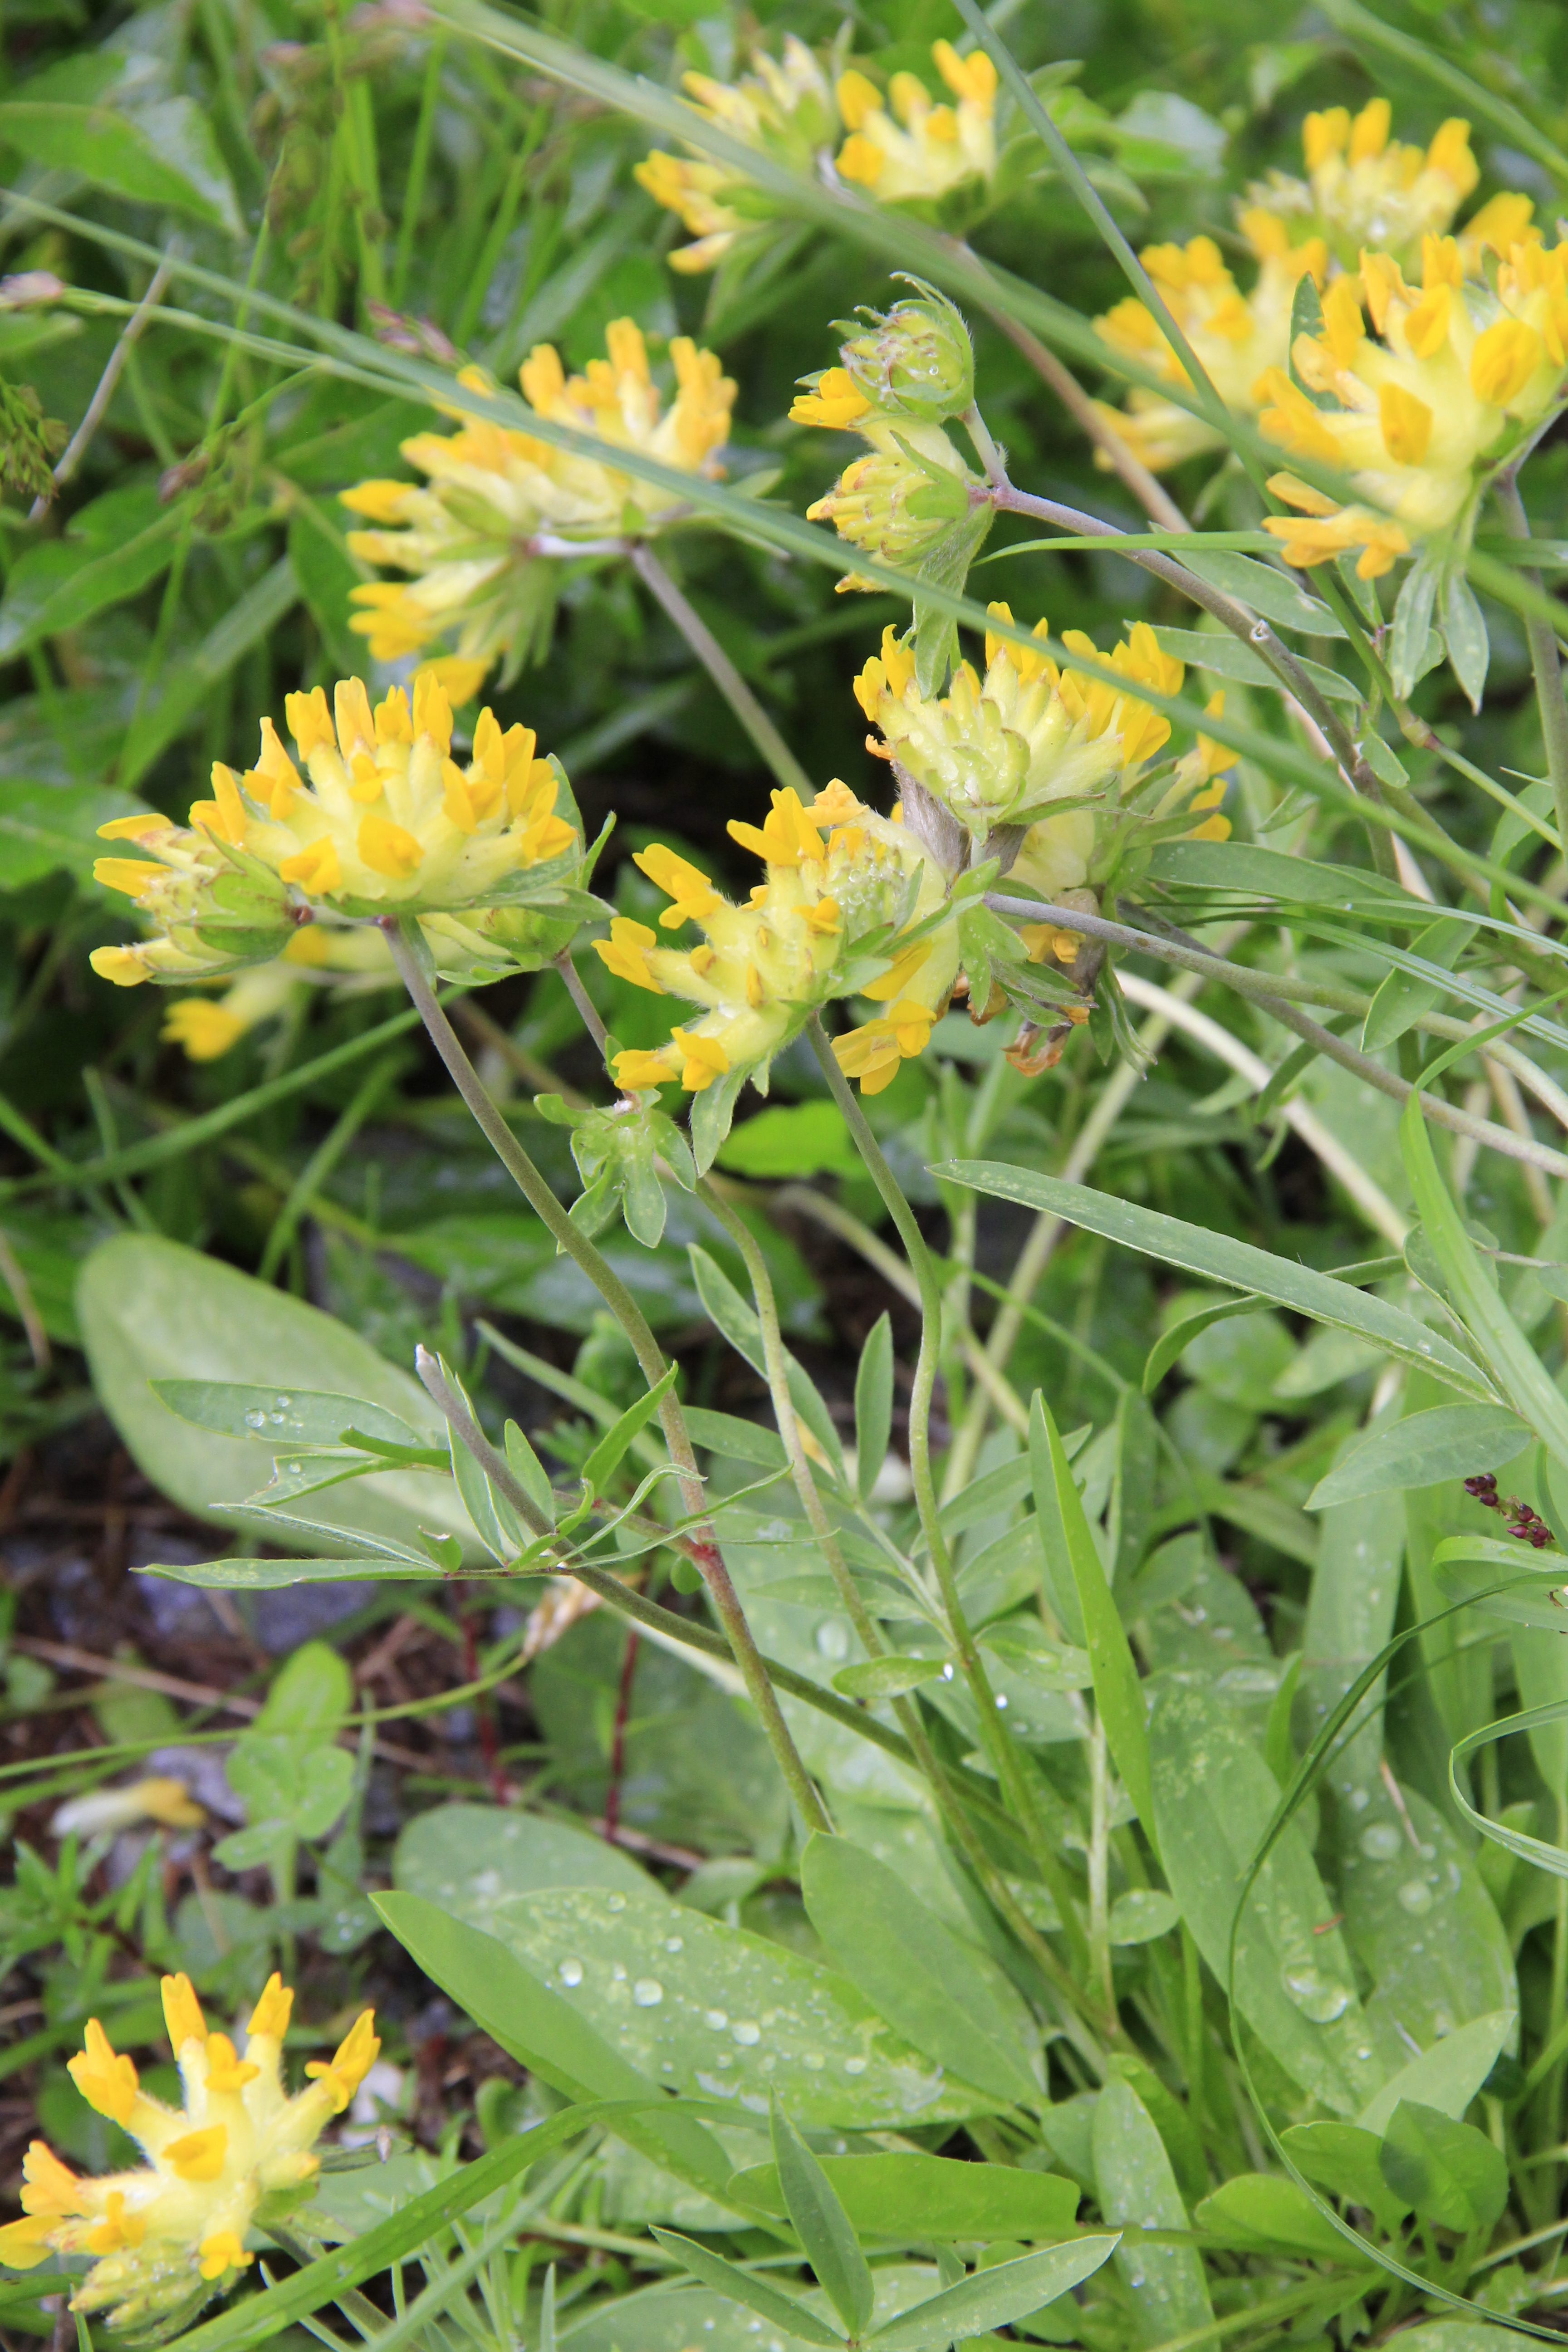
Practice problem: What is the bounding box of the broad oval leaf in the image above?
[864,2238,1118,2351]
[727,2152,1078,2243]
[1307,1405,1530,1508]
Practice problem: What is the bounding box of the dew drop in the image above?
[286,1461,303,1475]
[1281,1960,1351,2023]
[995,1693,1009,1710]
[611,1962,627,1983]
[268,1410,288,1426]
[1348,1786,1370,1812]
[633,1979,664,2008]
[1397,1878,1434,1915]
[244,1408,267,1430]
[1360,1823,1402,1861]
[274,1393,292,1409]
[606,1893,627,1912]
[843,2056,867,2075]
[732,2019,761,2046]
[803,2052,825,2071]
[665,1935,684,1954]
[559,1958,583,1988]
[941,1662,954,1681]
[814,1619,850,1661]
[705,2009,728,2031]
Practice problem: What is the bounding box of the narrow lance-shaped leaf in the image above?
[1039,1394,1155,1838]
[769,2099,873,2341]
[648,2230,844,2347]
[854,1312,894,1504]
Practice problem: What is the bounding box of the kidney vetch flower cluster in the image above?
[0,1974,377,2328]
[637,36,998,276]
[600,780,962,1099]
[1258,230,1568,578]
[342,320,735,696]
[90,670,583,995]
[854,605,1232,900]
[1092,101,1534,476]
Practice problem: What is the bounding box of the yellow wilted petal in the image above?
[613,1047,679,1090]
[162,1973,207,2052]
[20,2141,86,2217]
[1470,316,1545,405]
[1378,380,1434,465]
[97,812,175,841]
[90,946,153,987]
[358,816,424,878]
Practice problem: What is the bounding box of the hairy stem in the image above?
[806,1016,1096,1986]
[387,920,828,1833]
[630,541,813,800]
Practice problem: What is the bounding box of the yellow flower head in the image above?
[51,1777,205,1839]
[834,43,998,206]
[637,36,994,277]
[343,322,736,690]
[854,607,1185,890]
[1093,228,1327,475]
[600,781,959,1102]
[1248,100,1481,271]
[636,34,838,271]
[1259,230,1568,575]
[6,1978,378,2329]
[194,673,573,917]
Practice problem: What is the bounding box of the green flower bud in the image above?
[836,280,975,422]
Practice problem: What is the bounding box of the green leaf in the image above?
[800,1833,1040,2108]
[78,1236,474,1557]
[1149,1682,1381,2115]
[1193,2174,1357,2261]
[937,1165,1494,1401]
[373,1893,740,2203]
[649,2233,843,2345]
[1361,915,1471,1053]
[390,1876,978,2129]
[1307,1406,1530,1508]
[1280,2121,1410,2233]
[1379,2099,1508,2234]
[770,2101,873,2338]
[504,1420,557,1525]
[831,1656,946,1700]
[681,1408,789,1470]
[582,1364,678,1491]
[688,1245,845,1480]
[864,2239,1117,2351]
[1178,548,1345,636]
[1388,553,1441,702]
[394,1801,657,1927]
[1357,2012,1516,2137]
[0,495,181,659]
[151,1382,421,1450]
[0,98,236,225]
[725,2153,1078,2243]
[1092,2076,1211,2340]
[118,558,299,791]
[1443,567,1490,712]
[854,1313,894,1504]
[142,1555,435,1587]
[1149,624,1359,703]
[1145,839,1414,913]
[716,1102,861,1181]
[1037,1394,1154,1834]
[1399,1091,1568,1460]
[0,781,147,889]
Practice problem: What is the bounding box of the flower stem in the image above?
[385,919,829,1834]
[1495,470,1568,860]
[630,541,814,801]
[806,1014,1094,1983]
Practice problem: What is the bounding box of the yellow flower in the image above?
[635,34,838,272]
[833,43,998,205]
[3,1977,378,2329]
[601,781,959,1102]
[636,37,993,277]
[1093,109,1536,477]
[1093,224,1328,474]
[1248,99,1481,271]
[343,323,735,691]
[158,926,401,1062]
[1258,232,1568,575]
[832,997,939,1095]
[51,1777,205,1838]
[854,606,1184,888]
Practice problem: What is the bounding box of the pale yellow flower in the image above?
[51,1778,205,1838]
[0,1975,377,2330]
[1247,99,1481,271]
[834,43,998,204]
[598,780,959,1099]
[854,606,1205,895]
[635,34,838,272]
[1259,232,1568,575]
[342,322,735,690]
